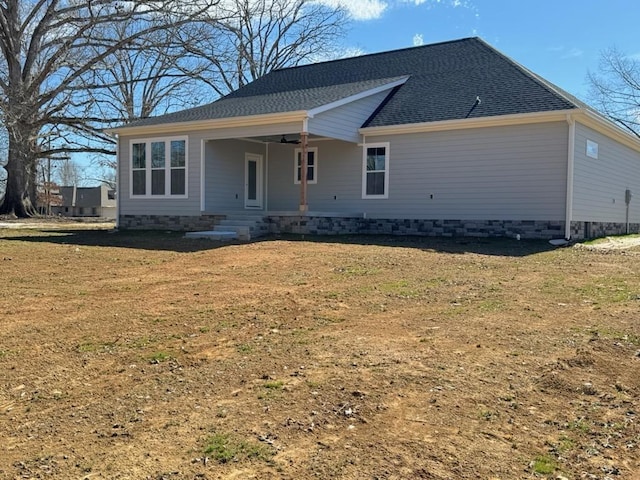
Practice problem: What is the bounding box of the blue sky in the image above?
[76,0,639,182]
[336,0,639,100]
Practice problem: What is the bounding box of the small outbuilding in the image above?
[53,185,117,219]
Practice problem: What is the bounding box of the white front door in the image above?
[244,153,263,209]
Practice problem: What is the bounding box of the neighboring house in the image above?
[53,185,117,219]
[108,37,640,240]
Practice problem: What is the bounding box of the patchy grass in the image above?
[1,223,639,479]
[531,454,557,474]
[203,432,272,464]
[148,351,171,364]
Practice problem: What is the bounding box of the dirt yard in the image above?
[0,221,639,479]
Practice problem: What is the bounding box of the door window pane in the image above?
[247,160,257,200]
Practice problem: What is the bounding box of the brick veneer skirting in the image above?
[118,214,225,231]
[118,214,640,240]
[571,221,640,240]
[268,216,565,239]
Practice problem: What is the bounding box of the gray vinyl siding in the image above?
[308,91,391,143]
[119,120,571,222]
[269,122,568,220]
[204,139,266,212]
[118,121,302,216]
[369,123,568,220]
[118,134,202,216]
[572,122,640,223]
[267,140,362,211]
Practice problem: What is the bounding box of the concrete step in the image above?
[217,215,269,240]
[214,225,251,240]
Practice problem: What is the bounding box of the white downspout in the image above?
[565,115,575,240]
[265,142,269,212]
[200,139,206,213]
[114,134,120,228]
[361,135,367,218]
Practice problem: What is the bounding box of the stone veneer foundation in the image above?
[571,221,640,240]
[268,216,565,239]
[119,214,225,231]
[118,214,639,240]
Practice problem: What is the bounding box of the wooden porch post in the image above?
[299,131,309,212]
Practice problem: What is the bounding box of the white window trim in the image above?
[129,136,188,199]
[362,142,390,199]
[294,147,318,184]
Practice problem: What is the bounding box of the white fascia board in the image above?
[105,110,308,137]
[359,109,578,136]
[359,107,640,153]
[307,77,409,118]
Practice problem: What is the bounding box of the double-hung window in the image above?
[294,147,318,184]
[362,142,389,198]
[130,137,187,197]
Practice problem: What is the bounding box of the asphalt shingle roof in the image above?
[123,37,579,130]
[127,76,407,127]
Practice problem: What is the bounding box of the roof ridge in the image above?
[271,37,480,74]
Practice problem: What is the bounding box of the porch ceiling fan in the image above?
[280,134,300,144]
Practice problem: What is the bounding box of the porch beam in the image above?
[299,130,309,212]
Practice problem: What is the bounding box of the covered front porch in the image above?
[192,123,363,239]
[200,129,365,219]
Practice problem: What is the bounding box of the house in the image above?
[52,185,117,219]
[108,37,640,240]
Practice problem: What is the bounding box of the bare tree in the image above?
[0,119,6,198]
[55,159,84,187]
[88,0,347,179]
[0,0,218,217]
[0,0,347,217]
[186,0,348,96]
[588,47,640,138]
[84,19,212,171]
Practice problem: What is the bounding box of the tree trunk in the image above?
[0,133,38,217]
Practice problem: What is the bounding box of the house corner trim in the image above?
[565,115,576,240]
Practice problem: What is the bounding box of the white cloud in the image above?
[400,0,470,7]
[315,0,475,21]
[547,46,584,59]
[316,0,388,20]
[562,48,584,59]
[413,33,424,46]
